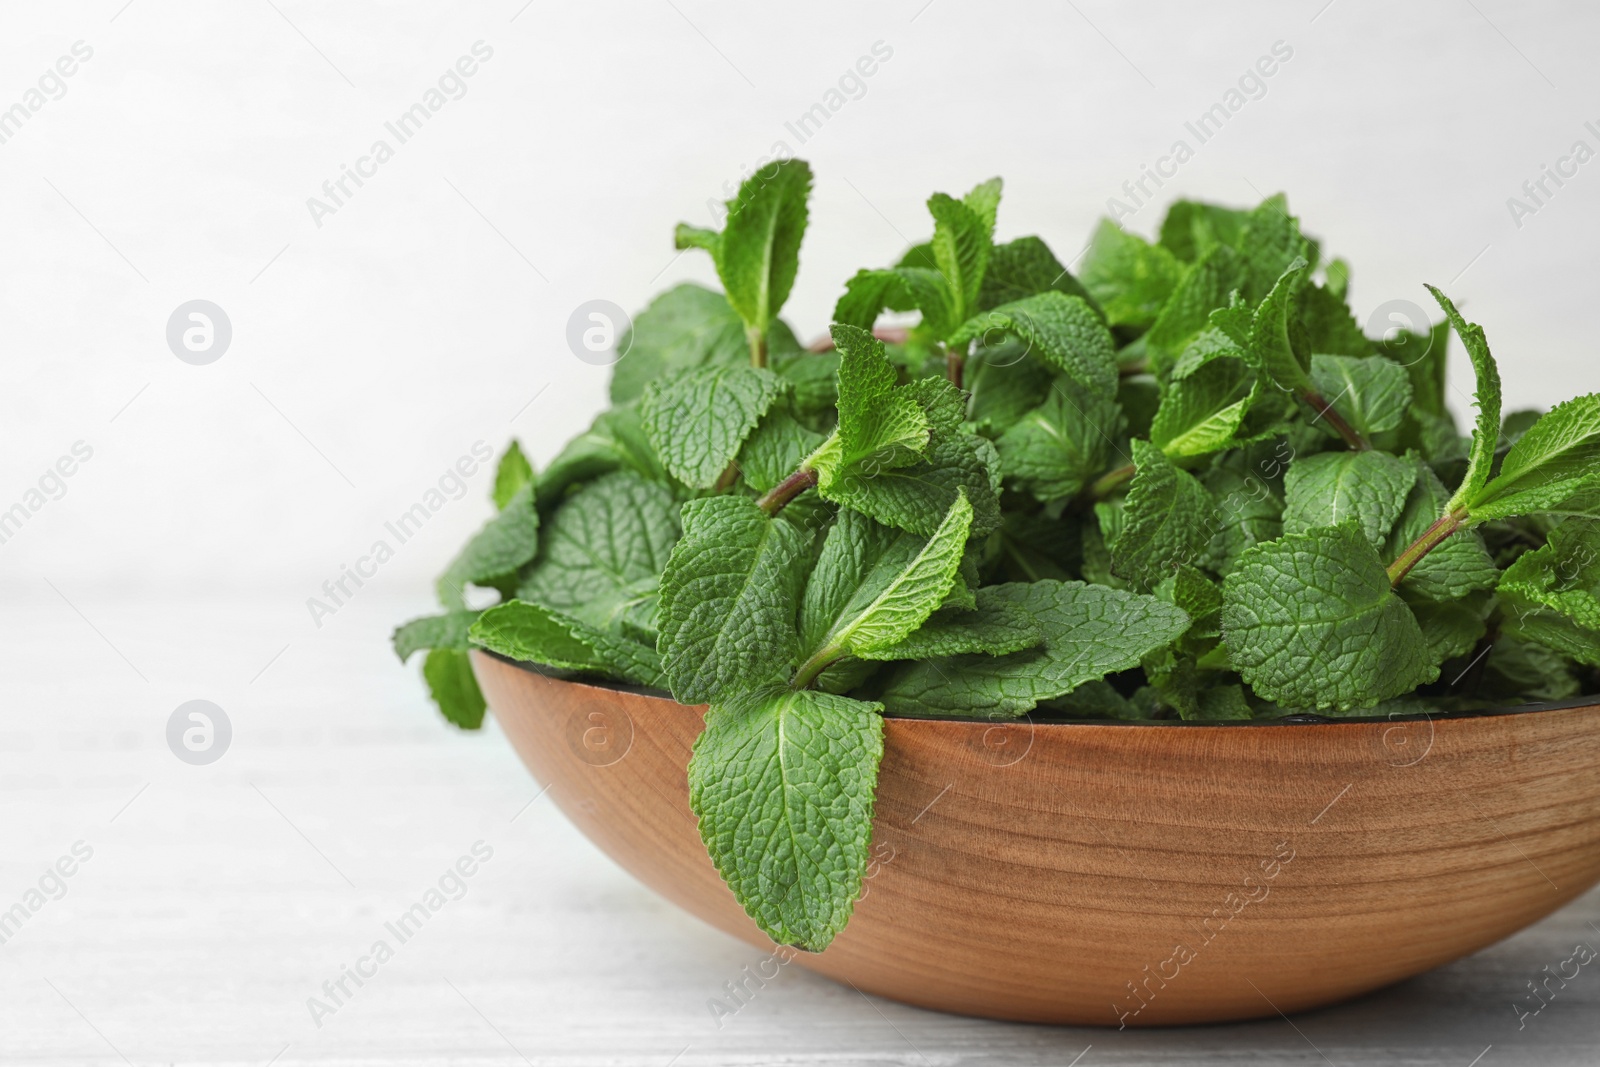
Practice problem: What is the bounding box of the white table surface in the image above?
[2,593,1597,1067]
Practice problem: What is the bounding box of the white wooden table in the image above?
[3,593,1596,1066]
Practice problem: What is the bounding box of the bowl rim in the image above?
[479,651,1600,728]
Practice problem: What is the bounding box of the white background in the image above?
[2,3,1599,1064]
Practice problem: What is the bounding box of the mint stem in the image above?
[748,327,768,369]
[1302,386,1370,451]
[790,647,838,691]
[1386,506,1468,586]
[805,327,911,354]
[945,341,966,390]
[1087,462,1136,500]
[756,467,818,515]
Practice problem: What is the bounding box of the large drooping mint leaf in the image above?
[421,649,486,729]
[1078,219,1184,329]
[1144,244,1248,363]
[855,587,1044,660]
[438,483,540,606]
[517,472,680,636]
[807,325,930,492]
[978,235,1099,315]
[492,440,534,510]
[1386,457,1499,600]
[794,493,972,684]
[641,364,786,488]
[1221,522,1437,710]
[1308,354,1412,439]
[678,160,813,355]
[1498,519,1600,666]
[928,188,993,327]
[1464,394,1600,522]
[470,600,663,686]
[949,291,1118,399]
[1282,450,1416,547]
[609,284,750,404]
[996,378,1125,502]
[876,580,1191,719]
[1426,286,1502,515]
[1149,332,1258,458]
[1110,440,1219,589]
[537,400,672,504]
[656,496,814,704]
[393,610,480,662]
[689,687,883,951]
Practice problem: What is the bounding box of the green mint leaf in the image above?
[1295,282,1372,358]
[876,580,1190,719]
[961,176,1003,235]
[1406,591,1491,665]
[421,649,486,729]
[517,472,681,636]
[1237,194,1313,301]
[656,496,814,704]
[1158,200,1251,262]
[1201,452,1286,573]
[809,325,931,491]
[689,687,883,951]
[1079,220,1184,329]
[1425,285,1502,515]
[822,376,1000,537]
[492,440,534,510]
[1239,257,1313,394]
[692,159,813,343]
[1221,522,1438,711]
[928,190,991,326]
[1110,440,1220,589]
[609,284,749,404]
[438,483,540,607]
[855,588,1044,660]
[978,236,1099,315]
[1380,317,1452,418]
[1149,336,1257,458]
[796,493,972,678]
[1282,450,1416,548]
[470,600,663,686]
[770,348,840,418]
[963,348,1057,435]
[1386,457,1500,600]
[642,364,786,488]
[950,291,1119,399]
[1498,519,1600,667]
[1466,394,1600,522]
[1308,354,1412,439]
[833,267,956,338]
[996,378,1125,502]
[739,404,827,493]
[393,611,480,663]
[536,400,672,505]
[1145,244,1248,363]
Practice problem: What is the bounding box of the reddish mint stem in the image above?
[756,467,819,515]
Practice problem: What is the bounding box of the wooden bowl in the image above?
[471,651,1600,1027]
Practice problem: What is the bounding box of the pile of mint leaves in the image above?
[395,159,1600,951]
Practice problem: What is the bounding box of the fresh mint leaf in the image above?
[1386,457,1499,600]
[642,364,786,488]
[1145,244,1248,363]
[422,649,486,729]
[855,588,1044,660]
[1149,334,1258,458]
[996,378,1125,502]
[951,292,1119,399]
[833,267,956,339]
[1282,450,1416,547]
[492,440,534,510]
[393,610,479,663]
[807,325,930,492]
[1405,591,1491,664]
[963,348,1056,434]
[1079,220,1184,329]
[438,483,540,607]
[1465,394,1600,522]
[470,600,663,686]
[978,236,1099,315]
[1237,194,1313,301]
[689,687,883,951]
[1240,258,1313,394]
[1308,354,1412,439]
[1498,519,1600,666]
[1295,282,1372,358]
[656,496,814,704]
[876,580,1190,719]
[795,493,972,683]
[1158,200,1251,262]
[739,404,826,493]
[517,472,680,636]
[928,189,993,327]
[537,400,672,504]
[1110,440,1219,589]
[1222,522,1437,710]
[1426,285,1502,515]
[609,284,749,404]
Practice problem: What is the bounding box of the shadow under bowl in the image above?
[471,650,1600,1027]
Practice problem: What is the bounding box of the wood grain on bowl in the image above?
[471,651,1600,1027]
